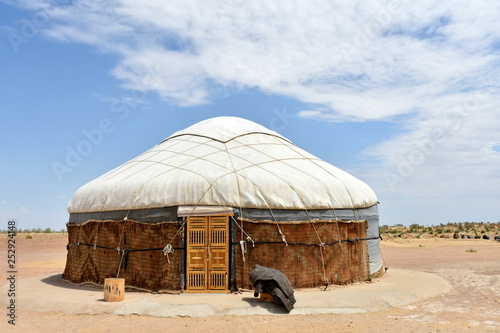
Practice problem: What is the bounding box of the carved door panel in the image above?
[186,215,229,292]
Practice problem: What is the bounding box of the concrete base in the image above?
[0,269,451,317]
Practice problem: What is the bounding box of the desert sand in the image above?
[0,233,499,332]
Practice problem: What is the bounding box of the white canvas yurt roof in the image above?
[67,116,377,214]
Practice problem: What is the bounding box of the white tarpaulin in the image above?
[177,206,234,217]
[67,116,377,213]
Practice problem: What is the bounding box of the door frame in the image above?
[183,214,232,293]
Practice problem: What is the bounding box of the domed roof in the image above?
[167,116,289,143]
[67,116,377,213]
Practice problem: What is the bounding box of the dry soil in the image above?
[0,233,499,332]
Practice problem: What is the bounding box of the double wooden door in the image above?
[186,215,230,292]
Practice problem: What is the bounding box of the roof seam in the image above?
[159,132,292,145]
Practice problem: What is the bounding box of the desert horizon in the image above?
[1,228,499,332]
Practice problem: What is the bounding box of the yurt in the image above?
[63,116,383,293]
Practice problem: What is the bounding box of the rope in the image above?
[162,244,174,264]
[161,182,216,249]
[116,249,126,278]
[76,222,83,247]
[207,188,257,264]
[280,136,358,209]
[246,235,255,247]
[195,144,288,247]
[232,236,378,246]
[309,218,329,288]
[318,243,329,289]
[117,220,127,251]
[115,220,127,278]
[69,237,375,251]
[222,142,246,242]
[233,218,255,246]
[93,222,99,250]
[304,207,325,286]
[67,242,182,252]
[265,208,288,246]
[335,220,342,247]
[239,240,247,262]
[241,218,244,247]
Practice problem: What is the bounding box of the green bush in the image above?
[409,223,420,231]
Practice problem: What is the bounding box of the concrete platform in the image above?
[0,268,452,317]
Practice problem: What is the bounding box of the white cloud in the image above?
[24,1,497,115]
[14,0,500,221]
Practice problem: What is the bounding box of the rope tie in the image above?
[115,220,127,278]
[118,220,127,248]
[335,220,342,247]
[162,244,174,264]
[280,230,288,246]
[281,234,288,246]
[116,249,126,278]
[93,222,99,250]
[247,235,255,247]
[232,218,255,247]
[323,276,330,290]
[76,223,83,248]
[239,240,247,262]
[319,245,330,290]
[310,217,329,289]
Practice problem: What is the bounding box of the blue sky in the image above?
[1,1,499,231]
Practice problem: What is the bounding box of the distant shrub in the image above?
[26,235,33,239]
[409,223,420,231]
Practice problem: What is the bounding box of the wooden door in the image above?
[186,216,208,291]
[186,215,230,292]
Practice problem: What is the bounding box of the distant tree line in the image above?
[380,221,500,237]
[0,227,66,233]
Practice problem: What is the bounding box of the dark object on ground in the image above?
[474,235,481,239]
[468,235,474,239]
[250,264,296,312]
[495,236,500,242]
[461,234,466,239]
[482,235,490,240]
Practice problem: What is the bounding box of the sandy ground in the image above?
[0,233,499,332]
